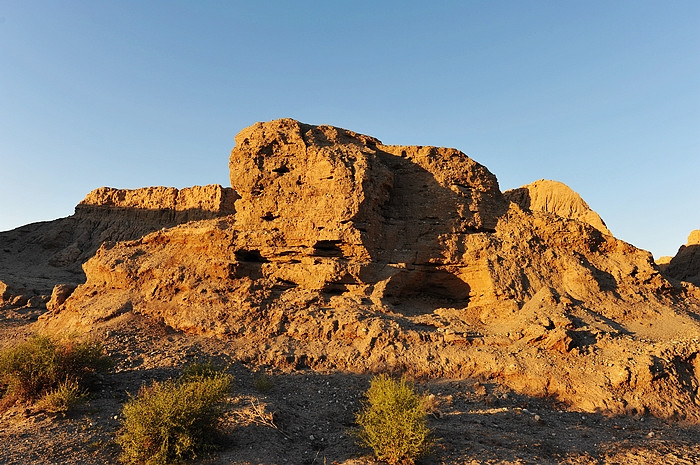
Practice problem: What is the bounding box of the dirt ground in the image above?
[1,307,699,465]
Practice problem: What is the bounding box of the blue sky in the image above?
[1,1,698,258]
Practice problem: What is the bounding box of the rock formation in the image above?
[505,179,612,235]
[655,255,673,268]
[4,118,699,421]
[663,230,700,286]
[0,185,236,306]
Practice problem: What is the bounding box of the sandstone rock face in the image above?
[30,119,700,421]
[505,179,612,235]
[664,229,700,286]
[691,230,700,245]
[227,119,508,298]
[79,185,237,219]
[0,185,236,306]
[230,119,505,257]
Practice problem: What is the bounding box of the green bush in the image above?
[117,365,233,465]
[353,374,434,465]
[0,334,109,408]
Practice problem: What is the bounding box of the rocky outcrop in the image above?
[505,179,612,235]
[45,119,512,330]
[40,119,700,421]
[0,184,236,306]
[77,185,237,219]
[62,185,238,267]
[228,119,508,297]
[663,230,700,286]
[692,230,700,245]
[655,255,673,268]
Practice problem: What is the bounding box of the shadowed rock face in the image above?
[664,230,700,286]
[11,118,700,422]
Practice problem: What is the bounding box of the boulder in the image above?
[46,283,78,312]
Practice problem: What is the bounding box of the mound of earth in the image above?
[29,119,700,423]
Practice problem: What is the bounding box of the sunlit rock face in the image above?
[504,179,611,235]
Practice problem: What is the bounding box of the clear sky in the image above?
[1,1,698,258]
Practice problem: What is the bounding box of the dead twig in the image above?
[232,398,291,439]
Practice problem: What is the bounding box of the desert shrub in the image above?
[0,334,109,407]
[353,374,434,465]
[117,365,233,465]
[180,360,224,381]
[35,377,87,413]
